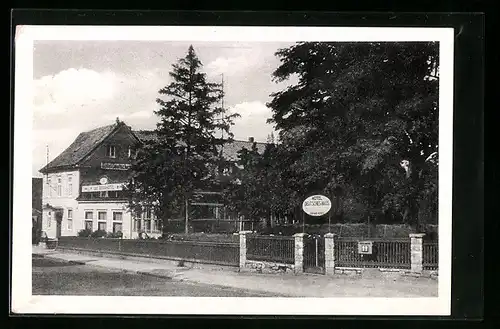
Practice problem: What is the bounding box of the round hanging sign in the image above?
[99,177,108,185]
[302,195,332,217]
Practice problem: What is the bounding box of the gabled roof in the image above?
[39,120,268,174]
[39,123,120,173]
[132,130,267,162]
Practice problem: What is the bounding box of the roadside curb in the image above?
[136,271,175,280]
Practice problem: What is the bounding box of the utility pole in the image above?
[221,73,224,142]
[45,144,49,183]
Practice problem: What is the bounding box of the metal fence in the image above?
[334,237,411,269]
[423,241,438,270]
[247,234,295,264]
[58,236,121,251]
[57,237,239,267]
[246,234,295,264]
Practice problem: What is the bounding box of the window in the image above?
[143,207,152,232]
[107,145,116,158]
[98,211,107,231]
[98,211,107,221]
[113,222,123,233]
[84,211,93,230]
[100,191,108,198]
[57,177,62,196]
[47,211,51,227]
[46,178,51,197]
[152,219,162,232]
[144,219,151,232]
[128,146,132,158]
[67,209,73,230]
[67,175,73,196]
[98,222,106,231]
[133,218,141,232]
[113,212,123,222]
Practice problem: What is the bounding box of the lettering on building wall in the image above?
[82,183,125,192]
[101,162,132,170]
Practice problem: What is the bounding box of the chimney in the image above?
[248,137,254,143]
[116,117,121,125]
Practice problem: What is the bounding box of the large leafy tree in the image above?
[126,45,239,233]
[266,42,439,228]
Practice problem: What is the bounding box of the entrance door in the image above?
[55,212,62,238]
[303,234,325,274]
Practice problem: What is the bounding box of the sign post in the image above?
[302,194,333,232]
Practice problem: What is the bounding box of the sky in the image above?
[32,41,298,177]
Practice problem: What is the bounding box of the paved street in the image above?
[32,255,282,297]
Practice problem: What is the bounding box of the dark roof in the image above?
[39,121,268,174]
[132,130,267,161]
[40,124,118,173]
[220,140,266,161]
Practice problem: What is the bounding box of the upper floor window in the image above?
[67,175,73,196]
[57,177,62,197]
[47,177,52,197]
[128,146,132,158]
[67,209,73,230]
[107,145,116,158]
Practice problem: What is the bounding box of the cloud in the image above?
[229,101,275,142]
[33,68,118,115]
[205,46,266,77]
[128,110,153,118]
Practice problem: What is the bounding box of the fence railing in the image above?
[246,234,295,264]
[334,237,411,269]
[423,241,438,270]
[57,237,239,267]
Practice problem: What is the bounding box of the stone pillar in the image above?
[239,231,253,270]
[293,233,306,274]
[324,233,335,275]
[410,233,425,273]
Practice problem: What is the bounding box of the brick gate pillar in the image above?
[238,231,253,270]
[293,233,306,274]
[324,233,336,275]
[410,233,425,273]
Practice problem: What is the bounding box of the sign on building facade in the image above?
[101,162,132,170]
[81,183,125,192]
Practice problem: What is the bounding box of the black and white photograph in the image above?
[13,25,454,315]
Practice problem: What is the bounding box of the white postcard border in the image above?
[12,25,454,315]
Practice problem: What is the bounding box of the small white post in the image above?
[410,233,425,273]
[239,231,252,270]
[293,233,306,274]
[324,233,335,275]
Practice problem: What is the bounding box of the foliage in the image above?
[90,229,107,238]
[125,45,239,233]
[106,231,123,238]
[160,232,239,243]
[225,42,439,228]
[77,228,92,237]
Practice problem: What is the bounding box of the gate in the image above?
[303,234,325,274]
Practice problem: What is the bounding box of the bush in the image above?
[163,221,185,233]
[90,229,107,238]
[106,231,123,239]
[77,228,92,237]
[160,232,239,243]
